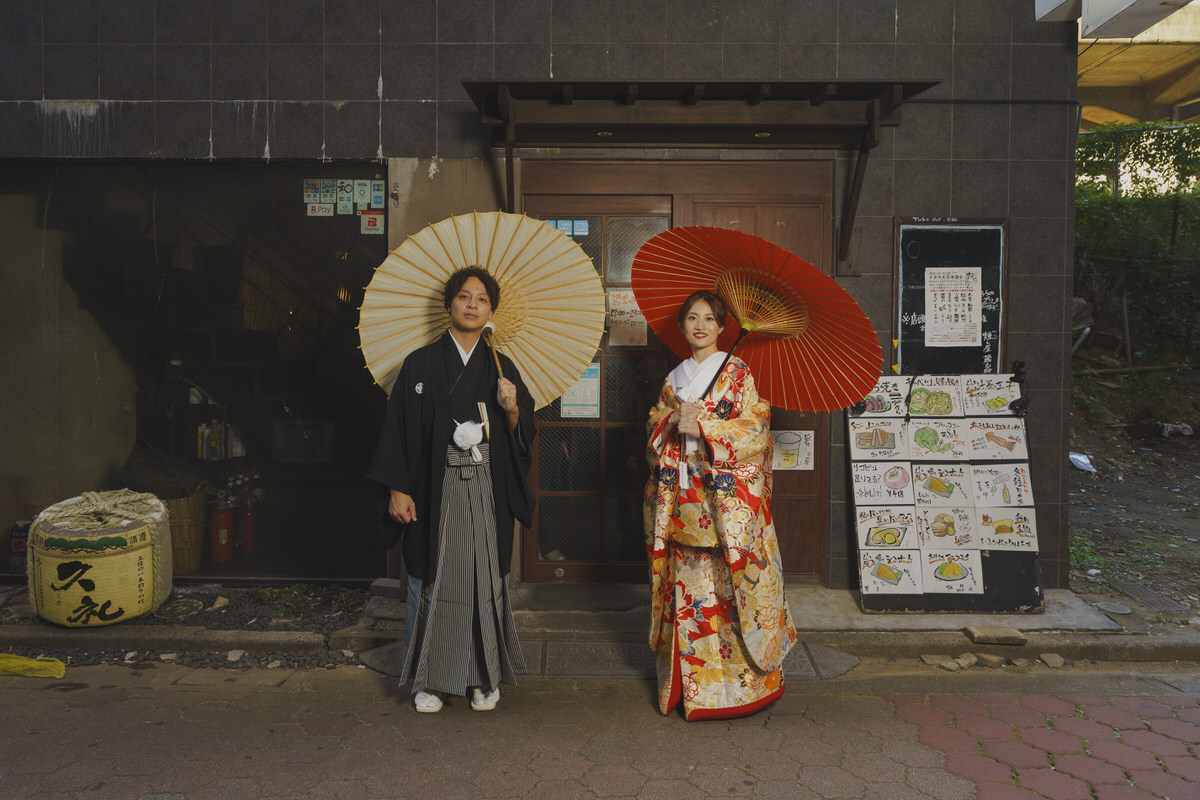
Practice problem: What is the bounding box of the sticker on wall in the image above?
[307,203,335,217]
[354,180,371,208]
[337,180,354,214]
[607,289,647,347]
[556,220,573,235]
[360,209,384,235]
[320,179,335,204]
[303,179,320,203]
[371,180,385,208]
[560,362,600,418]
[573,219,589,236]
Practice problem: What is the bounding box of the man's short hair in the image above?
[443,266,500,310]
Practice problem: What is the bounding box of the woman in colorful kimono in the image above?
[644,290,798,720]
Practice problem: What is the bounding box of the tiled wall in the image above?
[0,0,1078,587]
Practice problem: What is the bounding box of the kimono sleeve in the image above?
[697,364,771,468]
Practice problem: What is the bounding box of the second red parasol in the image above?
[631,226,881,412]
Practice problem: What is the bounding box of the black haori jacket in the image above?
[367,332,536,580]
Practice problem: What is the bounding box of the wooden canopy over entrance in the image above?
[462,79,938,265]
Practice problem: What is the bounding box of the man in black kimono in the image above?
[368,266,535,713]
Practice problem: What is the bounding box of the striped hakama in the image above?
[400,442,525,695]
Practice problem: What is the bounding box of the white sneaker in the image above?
[414,689,443,713]
[470,686,499,711]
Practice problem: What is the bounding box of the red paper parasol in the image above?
[631,226,881,412]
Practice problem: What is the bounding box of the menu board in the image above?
[849,374,1043,612]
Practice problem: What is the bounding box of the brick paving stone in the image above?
[577,763,646,798]
[1126,767,1200,799]
[1145,715,1200,743]
[1081,704,1151,730]
[1052,714,1119,741]
[1111,697,1173,717]
[1093,785,1160,800]
[1120,728,1193,757]
[1052,753,1130,784]
[1059,694,1108,705]
[942,752,1013,783]
[1176,706,1200,724]
[1162,753,1200,782]
[954,713,1017,741]
[1017,726,1086,754]
[1087,740,1163,771]
[975,785,1045,799]
[1018,695,1077,716]
[988,705,1047,728]
[982,740,1051,770]
[1015,766,1094,800]
[895,703,953,726]
[919,725,982,753]
[931,695,990,716]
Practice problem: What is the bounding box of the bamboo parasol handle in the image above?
[701,327,749,401]
[483,327,505,380]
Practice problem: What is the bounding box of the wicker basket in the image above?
[164,484,205,575]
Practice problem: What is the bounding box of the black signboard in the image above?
[895,220,1006,375]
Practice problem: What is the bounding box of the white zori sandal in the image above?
[470,687,499,711]
[414,689,443,713]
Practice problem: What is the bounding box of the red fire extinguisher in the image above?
[209,504,235,564]
[239,504,258,556]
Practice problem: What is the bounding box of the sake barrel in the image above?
[28,489,173,627]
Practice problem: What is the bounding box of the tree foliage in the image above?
[1075,121,1200,356]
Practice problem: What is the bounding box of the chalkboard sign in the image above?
[895,220,1006,375]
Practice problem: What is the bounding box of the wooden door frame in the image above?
[521,160,835,583]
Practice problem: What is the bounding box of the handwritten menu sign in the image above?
[961,374,1022,416]
[848,372,1042,612]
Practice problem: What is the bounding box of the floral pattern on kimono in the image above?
[643,356,798,720]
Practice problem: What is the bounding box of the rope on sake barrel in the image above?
[37,489,163,531]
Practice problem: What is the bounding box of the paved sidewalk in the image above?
[0,660,1196,799]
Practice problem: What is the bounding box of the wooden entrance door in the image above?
[689,201,830,577]
[521,161,834,582]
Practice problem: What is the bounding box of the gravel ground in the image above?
[1,582,371,671]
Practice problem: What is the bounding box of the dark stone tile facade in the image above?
[0,0,1079,589]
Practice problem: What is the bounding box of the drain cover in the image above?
[1108,582,1188,613]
